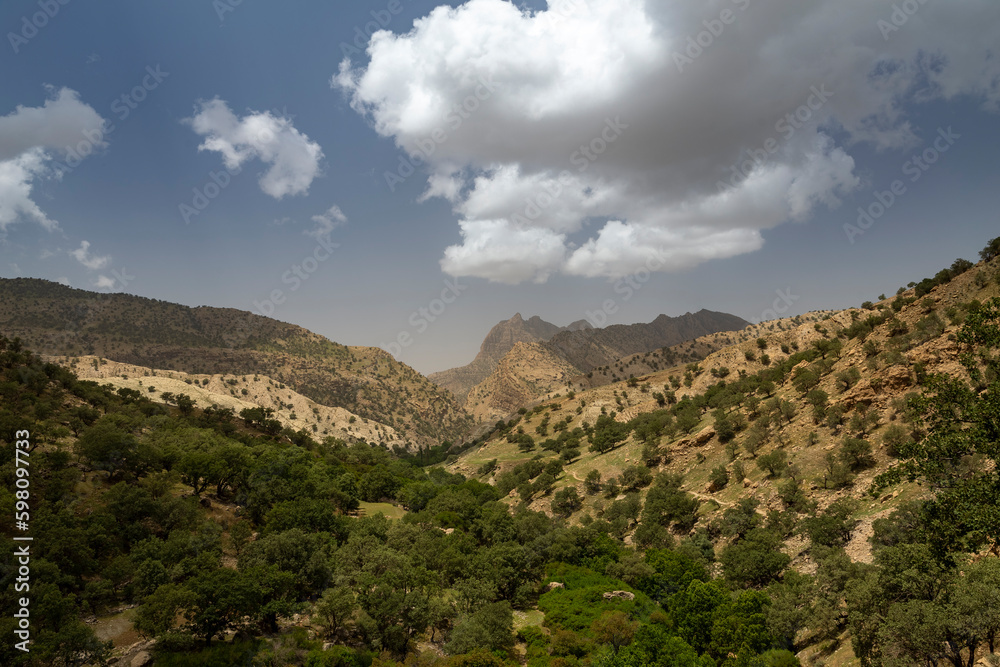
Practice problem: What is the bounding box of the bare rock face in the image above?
[695,428,716,445]
[429,313,583,401]
[130,652,153,667]
[464,342,579,422]
[602,590,636,601]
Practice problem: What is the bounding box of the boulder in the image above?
[602,590,635,601]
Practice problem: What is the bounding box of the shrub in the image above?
[880,424,912,457]
[839,437,875,471]
[756,450,788,478]
[708,465,729,492]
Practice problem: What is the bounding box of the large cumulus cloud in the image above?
[336,0,1000,282]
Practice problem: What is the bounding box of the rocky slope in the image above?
[452,254,1000,583]
[464,341,581,422]
[429,313,590,401]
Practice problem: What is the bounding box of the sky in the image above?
[0,0,998,375]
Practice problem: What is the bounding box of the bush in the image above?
[980,236,1000,262]
[880,424,913,457]
[756,449,788,478]
[839,437,875,471]
[708,465,729,492]
[720,528,790,588]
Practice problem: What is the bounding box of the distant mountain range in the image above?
[430,309,750,421]
[0,278,752,437]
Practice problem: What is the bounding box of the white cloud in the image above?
[307,205,347,239]
[186,99,324,199]
[0,88,106,232]
[440,219,567,284]
[94,275,115,290]
[71,240,110,270]
[337,0,1000,282]
[0,87,106,162]
[0,148,58,231]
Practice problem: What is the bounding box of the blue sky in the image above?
[1,0,998,373]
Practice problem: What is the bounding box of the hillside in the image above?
[464,341,581,422]
[61,355,407,447]
[579,311,841,390]
[2,241,1000,667]
[450,247,1000,666]
[0,278,472,448]
[429,313,590,401]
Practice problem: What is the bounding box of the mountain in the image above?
[454,309,751,422]
[0,278,472,448]
[428,313,591,401]
[544,309,751,373]
[463,341,581,422]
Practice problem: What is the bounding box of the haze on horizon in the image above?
[1,0,998,374]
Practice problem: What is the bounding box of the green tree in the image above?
[446,601,515,656]
[721,528,790,588]
[591,610,639,652]
[551,487,583,518]
[584,469,602,495]
[756,449,788,478]
[875,297,1000,556]
[134,583,197,637]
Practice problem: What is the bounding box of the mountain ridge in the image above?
[0,277,472,448]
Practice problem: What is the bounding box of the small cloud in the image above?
[70,240,110,270]
[271,216,295,227]
[94,275,115,289]
[185,98,323,199]
[56,276,71,286]
[307,205,347,239]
